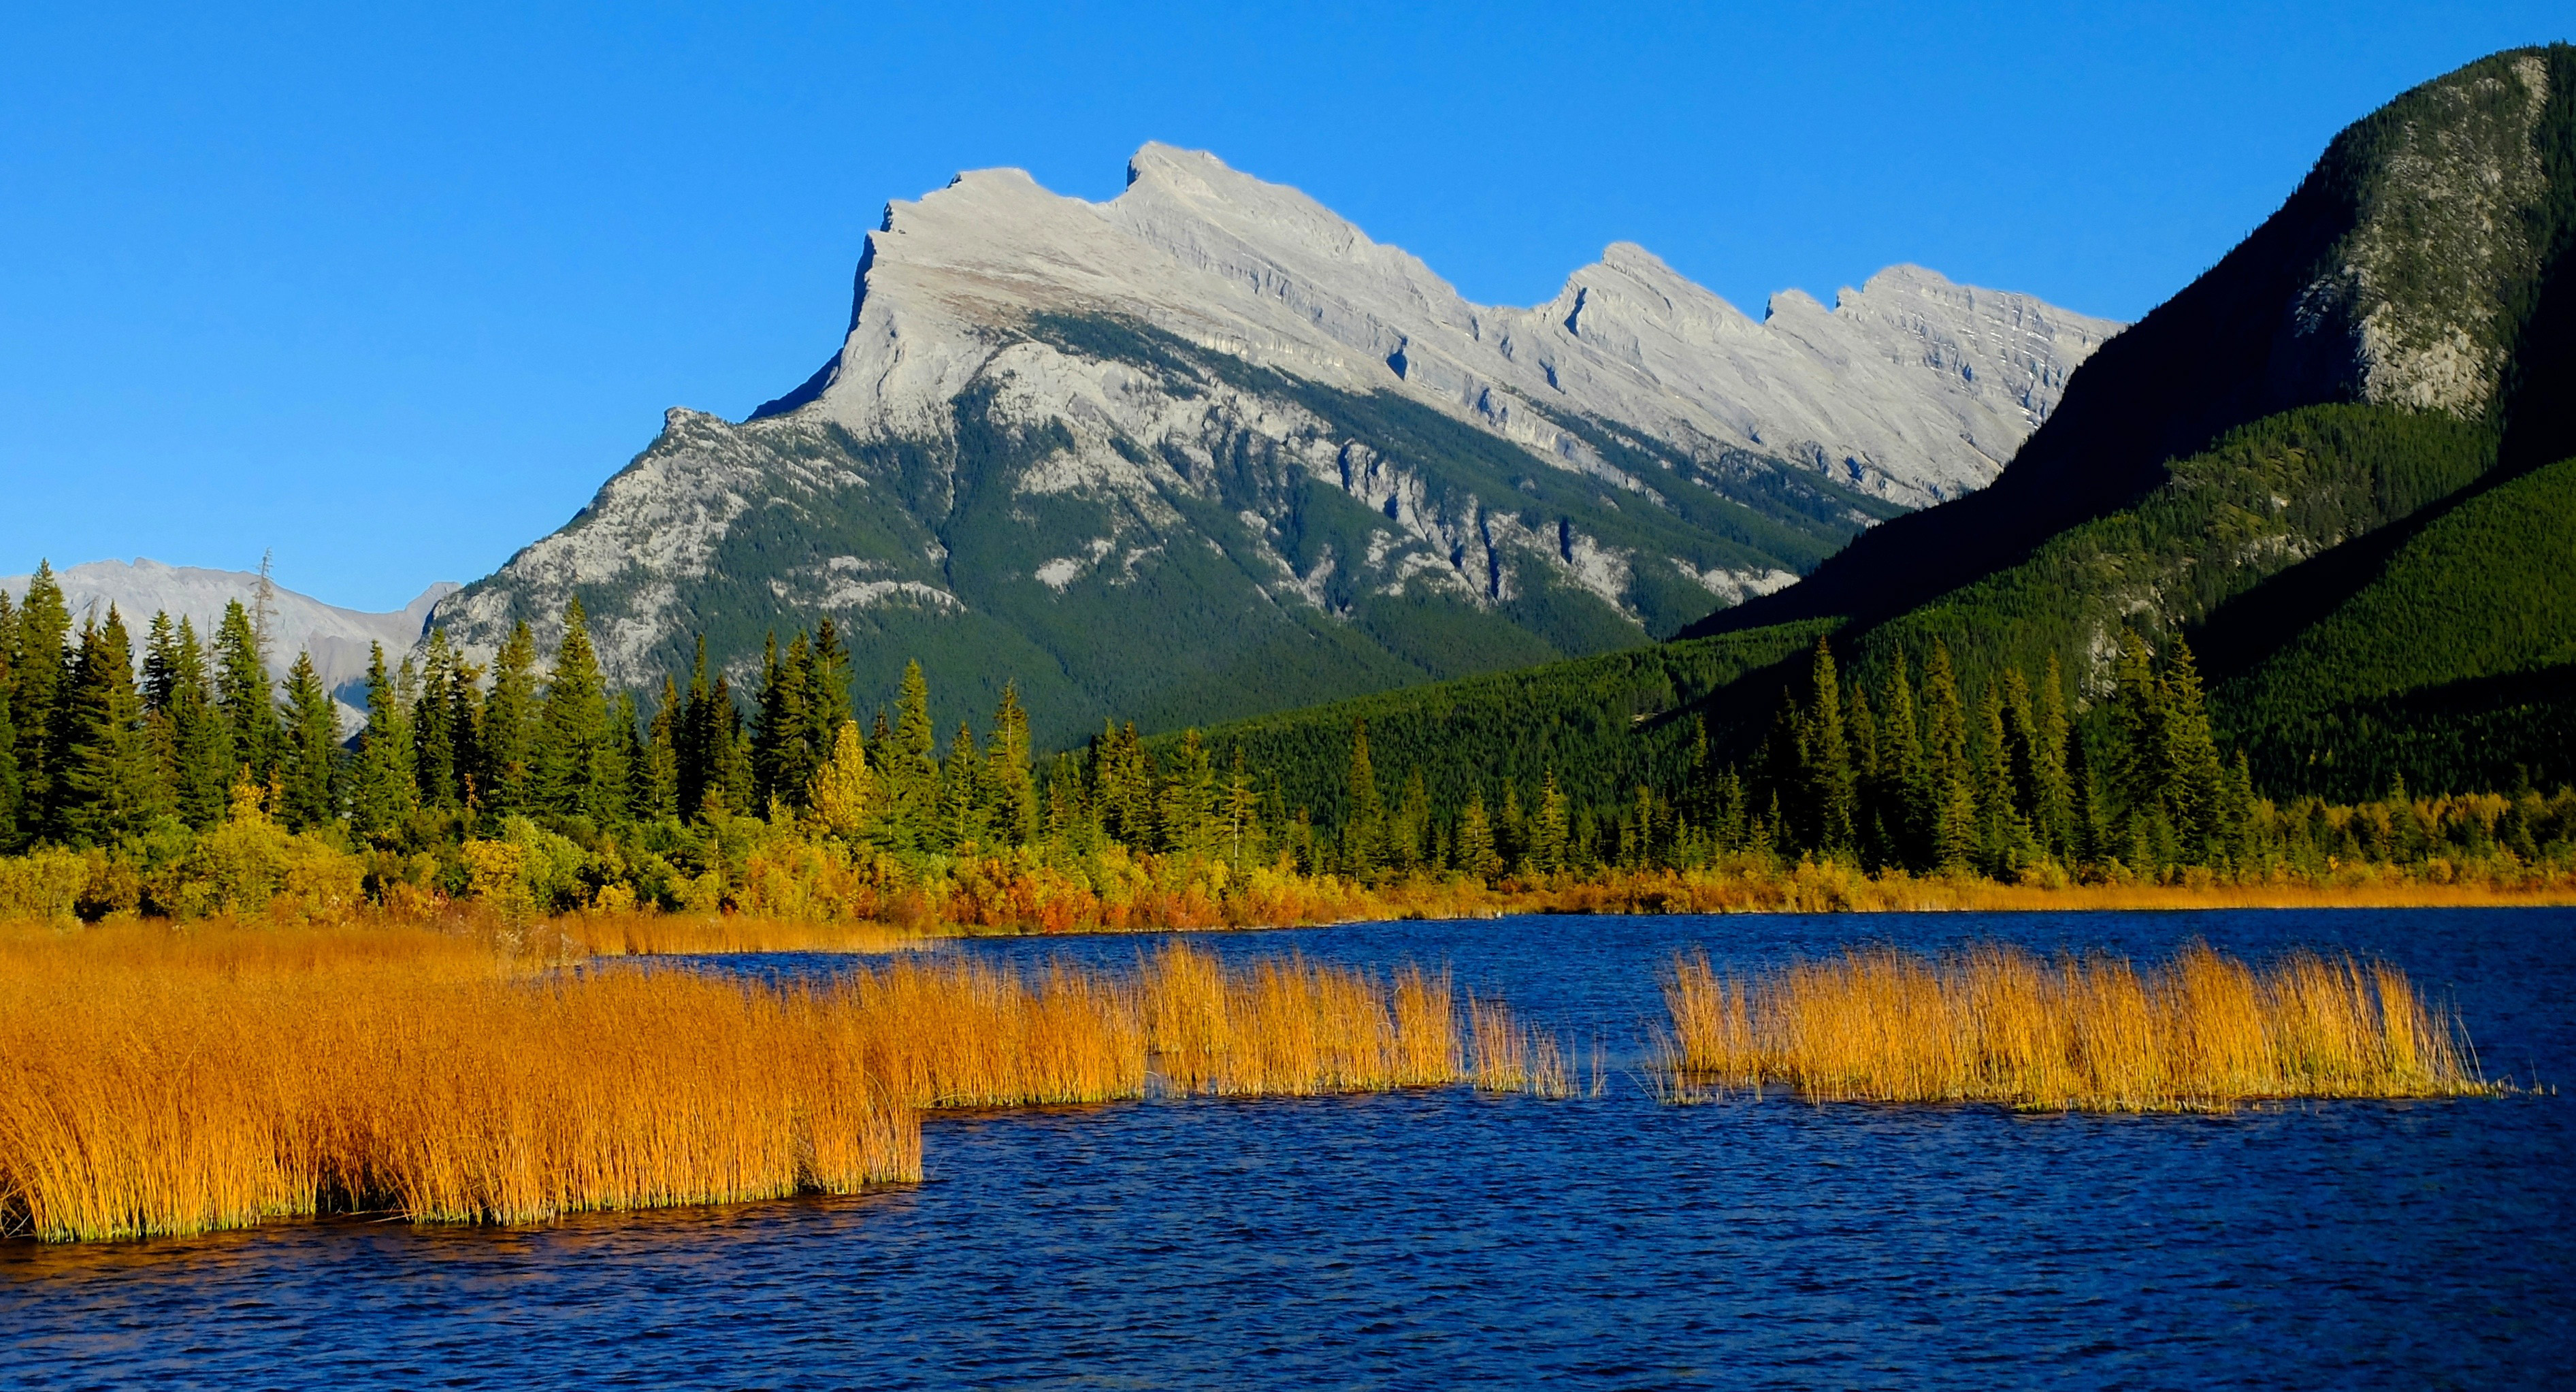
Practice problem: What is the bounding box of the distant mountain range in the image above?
[428,144,2113,746]
[1,560,456,732]
[1171,43,2576,808]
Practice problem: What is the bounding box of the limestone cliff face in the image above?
[433,145,2114,743]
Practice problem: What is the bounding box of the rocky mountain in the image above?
[3,559,458,732]
[434,144,2115,746]
[1689,44,2575,644]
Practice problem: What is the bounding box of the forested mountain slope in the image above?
[1181,44,2576,814]
[427,145,2110,748]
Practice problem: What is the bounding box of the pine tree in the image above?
[980,683,1037,847]
[889,659,938,813]
[349,643,419,841]
[1156,730,1218,858]
[2032,655,2074,860]
[1527,770,1570,876]
[751,631,811,811]
[2159,638,2226,863]
[14,562,71,828]
[46,609,165,845]
[161,617,230,829]
[1341,717,1383,876]
[1972,684,2020,875]
[941,721,986,848]
[534,598,609,824]
[1221,749,1262,869]
[1801,638,1856,859]
[1454,792,1500,881]
[639,679,681,821]
[2108,630,2168,837]
[1876,651,1924,868]
[412,628,461,809]
[676,637,717,818]
[211,598,276,791]
[804,618,852,775]
[480,620,539,822]
[1923,645,1975,869]
[277,651,342,831]
[0,591,19,848]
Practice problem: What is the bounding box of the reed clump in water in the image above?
[1139,942,1459,1095]
[0,922,1542,1243]
[1660,943,2493,1111]
[1465,997,1575,1098]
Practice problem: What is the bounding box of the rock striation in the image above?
[434,146,2116,744]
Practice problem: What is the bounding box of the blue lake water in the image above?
[5,909,2572,1389]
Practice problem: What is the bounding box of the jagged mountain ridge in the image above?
[433,145,2115,746]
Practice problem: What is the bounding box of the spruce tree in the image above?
[0,593,18,848]
[212,598,278,790]
[751,630,818,812]
[980,682,1037,846]
[349,644,419,841]
[1156,730,1216,858]
[165,617,231,828]
[278,651,342,831]
[809,718,871,839]
[1923,645,1975,869]
[1527,771,1570,876]
[1221,750,1262,869]
[1455,792,1499,881]
[641,676,682,820]
[941,721,986,849]
[676,637,716,818]
[2158,641,2226,864]
[412,628,460,810]
[1876,652,1924,868]
[47,609,165,845]
[2032,655,2074,860]
[480,620,539,821]
[14,562,71,826]
[804,618,853,772]
[1801,638,1856,860]
[1341,717,1383,876]
[534,598,609,824]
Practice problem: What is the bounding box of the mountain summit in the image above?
[434,145,2114,744]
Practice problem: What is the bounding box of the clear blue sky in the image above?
[2,2,2562,610]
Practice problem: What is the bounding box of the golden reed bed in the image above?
[0,922,1561,1243]
[1659,943,2493,1111]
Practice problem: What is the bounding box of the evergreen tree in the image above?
[676,637,717,818]
[1221,749,1263,869]
[941,721,987,848]
[46,609,165,845]
[1341,717,1383,876]
[2159,639,2227,862]
[1454,791,1500,881]
[412,628,461,810]
[277,651,342,831]
[887,659,939,822]
[164,617,230,828]
[0,592,19,848]
[1801,638,1856,859]
[349,643,419,841]
[2032,655,2074,860]
[638,683,681,822]
[14,562,71,828]
[211,598,277,790]
[1923,645,1975,869]
[804,618,853,775]
[1156,730,1217,858]
[534,598,610,824]
[980,682,1037,846]
[480,620,539,821]
[1526,771,1570,876]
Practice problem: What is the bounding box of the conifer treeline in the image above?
[3,556,2571,909]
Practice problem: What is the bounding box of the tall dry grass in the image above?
[0,921,1525,1243]
[1138,942,1458,1096]
[1659,942,2492,1111]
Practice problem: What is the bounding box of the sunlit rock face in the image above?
[436,145,2115,744]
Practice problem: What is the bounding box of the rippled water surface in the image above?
[7,909,2573,1389]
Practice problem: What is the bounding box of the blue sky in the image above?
[2,2,2562,610]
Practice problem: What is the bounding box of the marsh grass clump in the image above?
[0,922,1539,1244]
[1659,942,2493,1111]
[1139,942,1460,1096]
[1466,996,1575,1098]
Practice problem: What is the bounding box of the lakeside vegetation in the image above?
[0,922,1577,1243]
[0,557,2570,931]
[1659,943,2492,1112]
